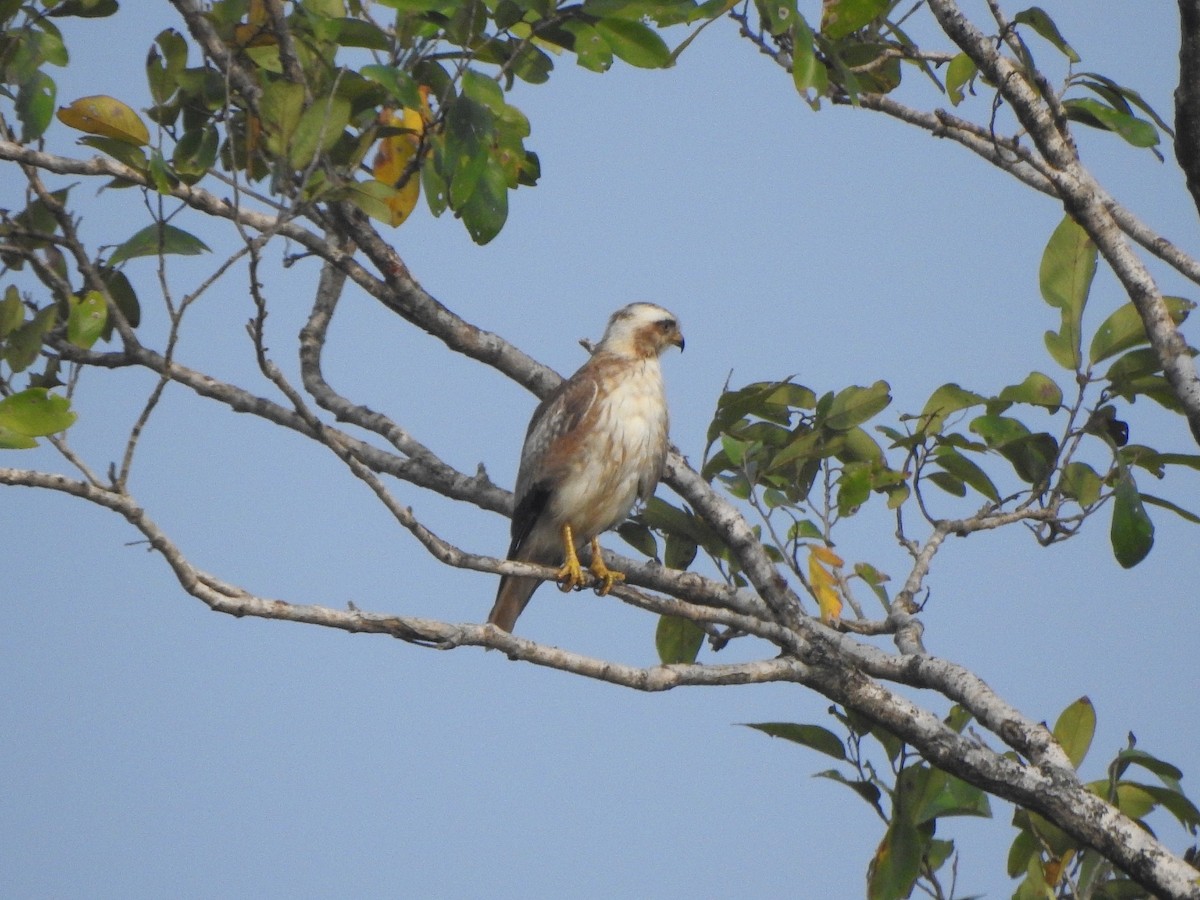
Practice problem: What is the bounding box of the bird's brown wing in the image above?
[489,360,604,632]
[507,366,601,559]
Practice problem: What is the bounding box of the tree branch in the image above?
[926,0,1200,447]
[1176,0,1200,217]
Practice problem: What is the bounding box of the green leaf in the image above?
[260,79,306,156]
[1110,467,1154,568]
[790,13,825,100]
[815,768,884,813]
[0,424,39,449]
[17,71,56,142]
[926,470,964,497]
[1040,215,1096,371]
[835,41,899,95]
[820,0,888,39]
[67,290,107,348]
[444,94,494,208]
[78,134,149,169]
[868,819,927,900]
[1113,748,1184,790]
[511,41,553,83]
[970,416,1058,483]
[1106,347,1165,385]
[746,722,846,759]
[332,16,390,49]
[1089,297,1194,364]
[998,371,1063,409]
[1013,6,1080,62]
[1074,71,1175,138]
[911,767,993,823]
[1134,783,1200,830]
[1001,432,1059,485]
[1108,782,1158,821]
[339,180,398,224]
[0,387,77,436]
[720,433,748,466]
[47,0,117,16]
[853,561,890,608]
[655,614,704,664]
[1006,828,1038,879]
[837,461,872,515]
[564,21,615,72]
[663,532,698,570]
[1140,493,1200,525]
[289,95,351,170]
[1064,97,1159,148]
[825,380,891,430]
[4,304,56,373]
[921,382,987,433]
[108,224,210,265]
[932,447,1000,502]
[460,155,509,244]
[0,285,24,338]
[172,123,219,182]
[836,426,883,464]
[1060,461,1101,506]
[789,519,824,541]
[969,413,1028,447]
[146,28,187,105]
[100,267,141,331]
[147,150,175,195]
[754,0,797,36]
[1053,697,1096,769]
[945,52,976,105]
[359,65,420,107]
[593,17,671,68]
[617,520,658,558]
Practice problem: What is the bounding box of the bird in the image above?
[487,303,685,633]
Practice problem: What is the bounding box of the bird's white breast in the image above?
[551,357,668,542]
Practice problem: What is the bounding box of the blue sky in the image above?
[3,3,1198,898]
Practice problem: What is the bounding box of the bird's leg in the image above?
[587,537,625,596]
[554,523,587,592]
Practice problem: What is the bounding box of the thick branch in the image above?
[0,141,560,397]
[1176,0,1200,217]
[806,660,1200,900]
[927,0,1200,447]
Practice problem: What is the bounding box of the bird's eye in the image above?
[657,319,675,331]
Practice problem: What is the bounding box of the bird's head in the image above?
[598,303,685,360]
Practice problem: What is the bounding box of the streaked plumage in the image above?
[488,303,684,632]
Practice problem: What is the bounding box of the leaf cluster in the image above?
[3,0,730,246]
[692,216,1199,611]
[744,0,1171,157]
[1008,698,1200,899]
[747,705,991,900]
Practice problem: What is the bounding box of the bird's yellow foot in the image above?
[588,537,625,596]
[555,524,587,592]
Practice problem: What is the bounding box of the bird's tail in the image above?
[487,575,541,632]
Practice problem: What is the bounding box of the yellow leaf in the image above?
[810,543,844,568]
[233,22,277,48]
[57,95,150,146]
[808,547,843,624]
[371,107,426,227]
[1042,848,1074,888]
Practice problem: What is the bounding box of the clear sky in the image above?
[3,3,1198,898]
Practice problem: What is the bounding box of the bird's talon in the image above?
[555,559,586,593]
[588,539,625,596]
